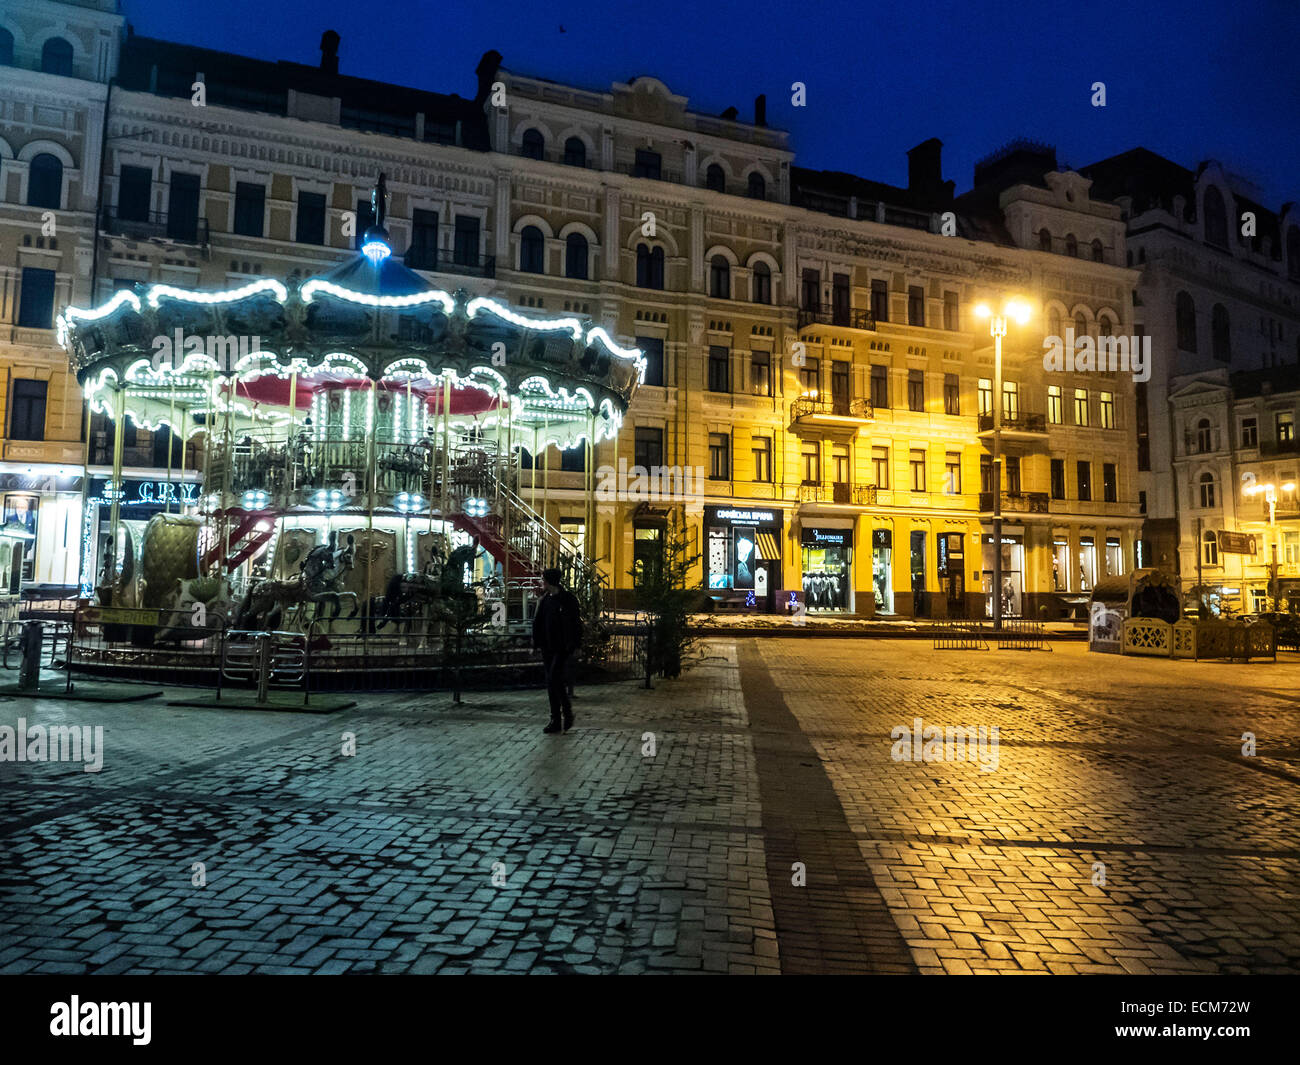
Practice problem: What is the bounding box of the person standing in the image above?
[532,568,583,734]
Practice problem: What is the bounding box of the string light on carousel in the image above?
[57,173,644,681]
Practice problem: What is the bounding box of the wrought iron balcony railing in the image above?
[790,395,873,420]
[101,206,210,247]
[795,482,878,505]
[978,491,1051,513]
[977,412,1048,434]
[797,307,877,331]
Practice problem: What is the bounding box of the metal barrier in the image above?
[221,630,308,703]
[3,618,77,692]
[933,621,990,650]
[68,605,232,689]
[996,618,1053,651]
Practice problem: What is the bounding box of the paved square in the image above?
[0,638,1296,974]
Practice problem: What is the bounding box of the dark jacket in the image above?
[532,588,583,655]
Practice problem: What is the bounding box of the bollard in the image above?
[18,622,43,692]
[255,633,271,705]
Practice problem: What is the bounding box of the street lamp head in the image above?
[1006,300,1032,325]
[1245,483,1262,496]
[974,303,992,319]
[1284,482,1297,493]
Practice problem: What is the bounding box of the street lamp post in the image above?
[974,299,1031,631]
[1245,480,1295,611]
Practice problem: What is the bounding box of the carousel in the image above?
[56,176,644,683]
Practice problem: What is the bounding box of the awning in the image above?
[756,531,781,561]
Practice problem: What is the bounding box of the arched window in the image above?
[1048,308,1062,337]
[1074,312,1087,337]
[1099,316,1113,338]
[752,261,772,305]
[1065,234,1078,257]
[1202,530,1219,566]
[520,129,544,160]
[41,37,73,77]
[0,27,15,66]
[562,137,586,167]
[705,164,725,193]
[1211,303,1230,362]
[1203,186,1228,247]
[1175,291,1197,352]
[1199,471,1217,508]
[564,232,588,280]
[1039,228,1052,252]
[710,255,730,299]
[519,225,544,273]
[1288,226,1300,279]
[636,243,664,289]
[27,153,63,209]
[747,172,765,200]
[1091,239,1104,262]
[1196,419,1214,453]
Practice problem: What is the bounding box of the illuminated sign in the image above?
[89,479,201,507]
[709,507,779,526]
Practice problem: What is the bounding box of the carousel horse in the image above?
[234,531,359,630]
[377,538,480,631]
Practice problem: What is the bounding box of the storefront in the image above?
[85,476,202,593]
[0,469,84,588]
[982,530,1024,617]
[704,505,782,609]
[800,526,851,613]
[936,531,966,616]
[872,528,893,614]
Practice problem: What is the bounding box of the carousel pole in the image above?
[166,389,177,513]
[364,378,377,629]
[76,391,94,597]
[586,409,595,563]
[106,383,126,578]
[441,375,451,530]
[542,412,550,565]
[220,375,233,578]
[201,365,215,576]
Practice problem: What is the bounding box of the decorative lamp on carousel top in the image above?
[57,171,645,614]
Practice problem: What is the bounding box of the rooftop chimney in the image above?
[320,30,339,75]
[721,106,739,122]
[907,138,943,194]
[754,94,767,127]
[476,50,503,104]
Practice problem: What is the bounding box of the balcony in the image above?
[789,395,873,434]
[101,206,210,248]
[978,491,1050,514]
[976,412,1048,438]
[1260,438,1300,457]
[796,482,878,506]
[440,252,496,280]
[797,307,877,331]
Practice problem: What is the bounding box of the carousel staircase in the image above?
[202,510,276,573]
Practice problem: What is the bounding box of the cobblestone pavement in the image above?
[0,639,1296,974]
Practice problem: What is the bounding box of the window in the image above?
[980,455,993,493]
[296,191,327,246]
[519,226,544,273]
[1002,380,1019,420]
[636,244,664,289]
[752,436,772,482]
[453,215,480,265]
[832,273,850,325]
[1074,312,1088,337]
[752,261,771,304]
[977,378,993,417]
[750,350,771,396]
[870,365,888,409]
[559,445,586,473]
[41,37,73,76]
[708,433,730,480]
[1202,530,1219,567]
[710,256,730,299]
[634,149,661,180]
[1005,456,1021,495]
[801,440,821,485]
[909,449,927,492]
[1048,308,1062,338]
[27,154,63,209]
[870,279,888,322]
[944,452,961,494]
[1048,385,1063,425]
[233,182,265,238]
[17,268,55,328]
[1099,391,1115,429]
[1278,411,1295,444]
[636,336,665,387]
[908,370,924,412]
[1077,460,1092,501]
[1204,186,1228,248]
[1050,458,1065,499]
[942,290,959,331]
[353,197,375,250]
[705,164,725,193]
[1099,316,1113,338]
[1104,463,1117,503]
[1039,228,1052,252]
[117,165,152,222]
[1284,531,1300,566]
[521,129,544,160]
[407,207,437,268]
[831,360,850,411]
[707,346,730,393]
[0,27,13,66]
[1091,239,1104,262]
[943,374,960,416]
[634,427,663,469]
[1195,418,1213,452]
[799,357,820,395]
[1176,291,1197,352]
[1212,304,1230,362]
[831,443,850,486]
[9,380,47,440]
[564,232,588,280]
[1241,417,1258,448]
[872,446,889,489]
[801,269,820,312]
[747,172,765,200]
[1065,234,1078,257]
[1074,388,1090,426]
[907,285,925,326]
[563,137,586,167]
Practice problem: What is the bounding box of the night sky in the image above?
[123,0,1299,207]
